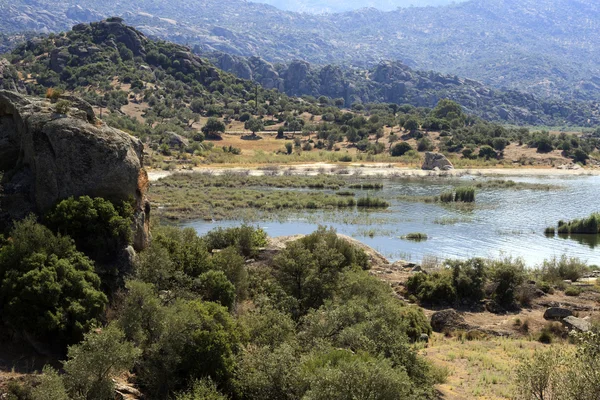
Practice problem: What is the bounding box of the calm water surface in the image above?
[184,174,600,266]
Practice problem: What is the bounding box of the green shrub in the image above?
[390,142,412,157]
[565,286,582,296]
[0,216,107,345]
[489,257,526,307]
[45,196,133,264]
[62,324,140,400]
[203,225,268,257]
[137,300,240,397]
[54,100,71,114]
[195,270,236,310]
[175,379,228,400]
[540,255,588,283]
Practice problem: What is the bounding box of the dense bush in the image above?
[203,225,268,257]
[45,196,133,264]
[0,216,107,344]
[390,142,413,156]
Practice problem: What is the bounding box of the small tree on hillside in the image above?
[244,117,264,137]
[202,117,226,140]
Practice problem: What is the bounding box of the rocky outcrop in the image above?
[543,307,573,321]
[0,90,150,251]
[561,316,591,332]
[422,152,454,171]
[430,309,470,333]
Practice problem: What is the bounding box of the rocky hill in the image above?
[0,0,599,103]
[209,52,600,126]
[0,90,150,250]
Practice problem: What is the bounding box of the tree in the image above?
[0,216,107,345]
[195,270,236,310]
[390,142,412,157]
[431,99,465,122]
[478,145,497,160]
[62,324,140,400]
[285,142,293,155]
[45,196,133,264]
[202,117,226,140]
[244,117,264,136]
[138,300,240,397]
[403,117,419,134]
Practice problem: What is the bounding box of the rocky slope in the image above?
[208,53,600,126]
[0,0,599,103]
[0,90,150,250]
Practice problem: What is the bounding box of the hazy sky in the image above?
[253,0,466,13]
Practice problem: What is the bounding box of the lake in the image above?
[184,174,600,266]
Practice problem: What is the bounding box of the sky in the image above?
[252,0,466,13]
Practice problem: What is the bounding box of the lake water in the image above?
[184,174,600,266]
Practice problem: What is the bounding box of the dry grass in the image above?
[423,335,567,399]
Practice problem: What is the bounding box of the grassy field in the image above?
[423,335,571,399]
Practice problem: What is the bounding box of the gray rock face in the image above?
[422,152,454,171]
[543,307,573,320]
[430,309,469,333]
[561,316,591,332]
[0,90,150,250]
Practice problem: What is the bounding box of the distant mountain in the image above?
[207,52,599,126]
[253,0,463,13]
[1,0,599,104]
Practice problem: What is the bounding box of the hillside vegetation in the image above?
[3,20,598,170]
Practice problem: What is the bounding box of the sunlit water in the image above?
[184,174,600,266]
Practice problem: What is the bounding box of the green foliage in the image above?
[203,225,268,258]
[196,270,236,310]
[244,117,264,134]
[478,145,498,160]
[356,196,390,208]
[454,186,476,202]
[554,213,600,234]
[202,117,226,139]
[176,379,228,400]
[137,300,240,397]
[488,257,526,307]
[62,324,140,400]
[117,280,164,348]
[539,255,589,283]
[136,226,212,290]
[564,286,582,296]
[54,100,71,114]
[406,258,487,305]
[302,351,412,400]
[31,366,69,400]
[0,216,107,344]
[390,142,412,156]
[234,343,302,400]
[45,196,133,264]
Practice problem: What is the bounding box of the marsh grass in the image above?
[356,196,390,208]
[401,233,428,241]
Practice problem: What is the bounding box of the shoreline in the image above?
[147,162,600,181]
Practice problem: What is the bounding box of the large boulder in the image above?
[561,316,591,332]
[430,309,470,333]
[0,90,150,251]
[422,152,454,171]
[543,307,573,321]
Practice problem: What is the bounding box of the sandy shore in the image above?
[147,163,600,182]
